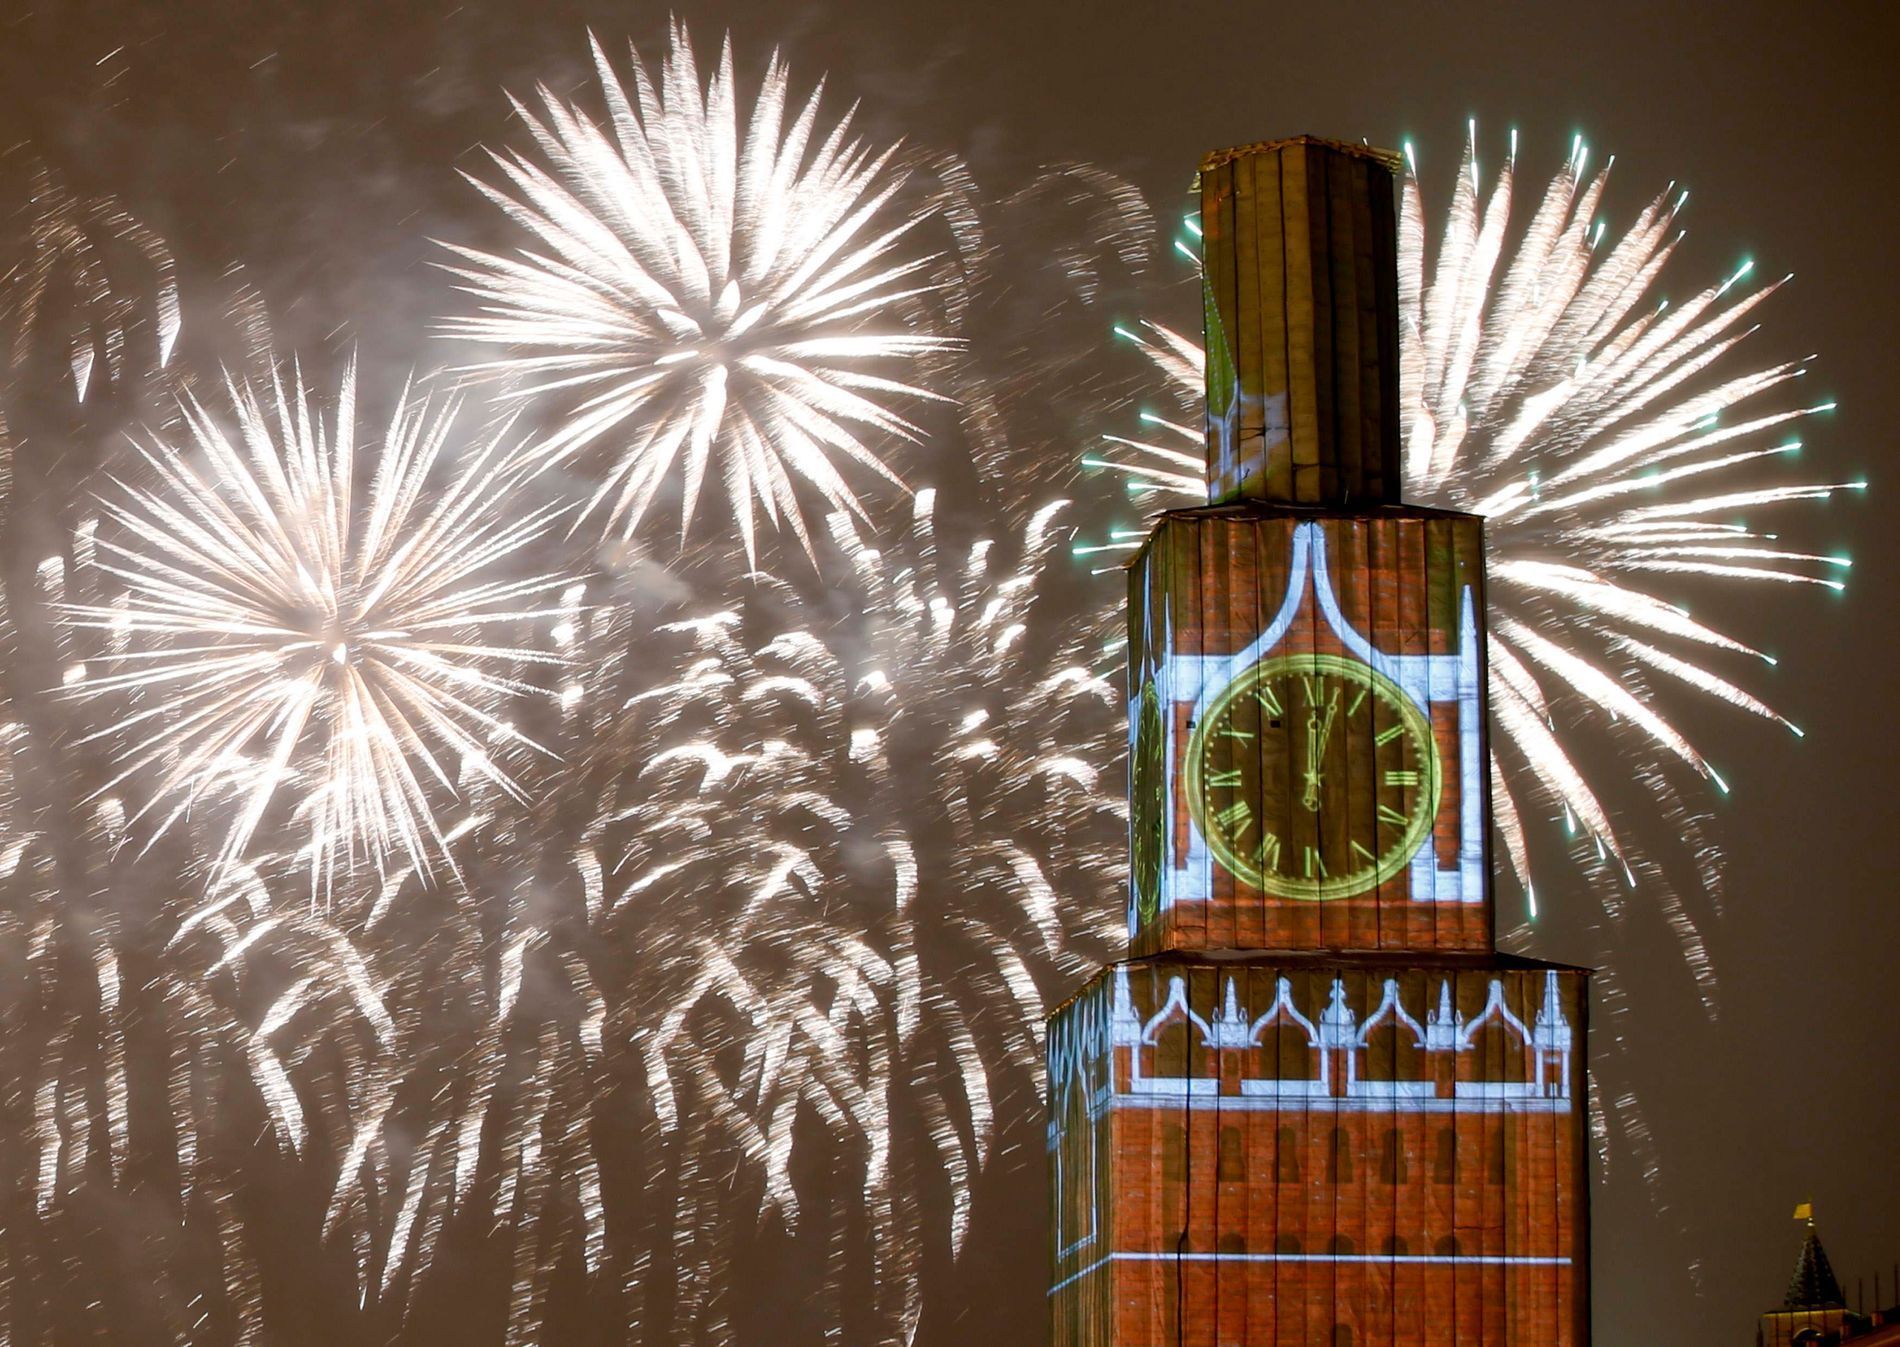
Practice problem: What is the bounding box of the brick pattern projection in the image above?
[1046,139,1591,1347]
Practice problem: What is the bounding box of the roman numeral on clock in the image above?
[1215,799,1252,832]
[1374,724,1405,747]
[1377,803,1409,827]
[1206,767,1243,789]
[1384,769,1419,788]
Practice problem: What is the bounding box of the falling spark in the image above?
[442,24,953,563]
[0,160,181,399]
[64,359,570,891]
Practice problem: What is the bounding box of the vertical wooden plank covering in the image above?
[1346,152,1380,505]
[1231,152,1265,502]
[1278,144,1319,507]
[1370,158,1402,503]
[1337,520,1374,954]
[1200,137,1401,508]
[1458,514,1497,951]
[1252,155,1291,506]
[1246,964,1275,1347]
[1305,146,1339,506]
[1203,157,1241,495]
[1128,541,1150,943]
[1570,976,1590,1347]
[1325,153,1363,507]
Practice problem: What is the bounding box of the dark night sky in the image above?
[2,2,1896,1344]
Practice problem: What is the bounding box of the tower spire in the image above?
[1198,135,1404,505]
[1784,1210,1848,1310]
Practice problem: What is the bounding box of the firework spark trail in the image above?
[351,479,1125,1343]
[93,481,1124,1346]
[0,161,181,399]
[1096,129,1860,914]
[591,493,1123,1339]
[0,174,283,1343]
[442,23,954,564]
[63,359,573,893]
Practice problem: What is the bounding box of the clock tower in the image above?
[1048,138,1591,1346]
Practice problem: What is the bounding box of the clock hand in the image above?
[1301,709,1323,811]
[1301,688,1344,812]
[1316,686,1343,754]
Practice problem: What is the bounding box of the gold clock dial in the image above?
[1184,652,1441,901]
[1131,681,1165,924]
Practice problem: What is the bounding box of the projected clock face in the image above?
[1184,653,1441,901]
[1131,681,1166,924]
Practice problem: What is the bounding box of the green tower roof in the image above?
[1784,1226,1848,1311]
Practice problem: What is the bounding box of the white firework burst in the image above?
[385,487,1123,1343]
[442,24,953,562]
[71,488,1125,1347]
[65,359,569,891]
[1094,130,1861,906]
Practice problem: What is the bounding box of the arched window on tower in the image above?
[1488,1125,1508,1186]
[1058,1079,1092,1246]
[1327,1234,1356,1257]
[1361,1015,1422,1091]
[1433,1126,1456,1185]
[1275,1234,1302,1255]
[1469,1013,1532,1085]
[1151,1016,1196,1080]
[1379,1127,1407,1184]
[1218,1125,1245,1182]
[1328,1126,1354,1184]
[1333,1326,1354,1347]
[1382,1234,1409,1257]
[1266,1016,1315,1084]
[1276,1126,1301,1182]
[1435,1234,1460,1257]
[1161,1121,1185,1234]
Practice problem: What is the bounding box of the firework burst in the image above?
[321,483,1127,1344]
[604,496,1122,1332]
[4,111,1152,1347]
[1095,129,1861,908]
[442,24,953,563]
[65,360,570,891]
[49,484,1125,1346]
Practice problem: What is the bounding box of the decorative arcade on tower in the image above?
[1046,138,1592,1346]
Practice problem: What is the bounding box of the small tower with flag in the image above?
[1751,1203,1900,1346]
